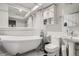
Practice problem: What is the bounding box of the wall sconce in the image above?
[64,22,67,27]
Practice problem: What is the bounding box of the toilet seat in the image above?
[45,44,59,53]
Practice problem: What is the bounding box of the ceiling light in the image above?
[32,5,39,11]
[19,9,22,12]
[38,3,42,6]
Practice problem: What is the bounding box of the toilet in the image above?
[45,34,67,56]
[45,43,59,56]
[45,36,60,56]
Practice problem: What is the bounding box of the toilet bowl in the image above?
[45,43,59,56]
[45,43,59,53]
[45,35,60,51]
[44,32,62,55]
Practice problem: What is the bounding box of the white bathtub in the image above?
[0,35,42,55]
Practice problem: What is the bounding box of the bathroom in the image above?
[0,3,79,56]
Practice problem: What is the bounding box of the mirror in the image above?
[8,16,33,27]
[43,5,55,25]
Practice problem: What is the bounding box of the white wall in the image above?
[61,3,79,15]
[9,17,26,27]
[16,20,25,27]
[0,4,8,27]
[27,16,33,27]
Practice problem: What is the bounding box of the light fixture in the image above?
[19,9,23,12]
[32,5,39,11]
[24,3,43,18]
[38,3,42,6]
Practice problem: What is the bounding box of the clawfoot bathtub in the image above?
[0,36,42,55]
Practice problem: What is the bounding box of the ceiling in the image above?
[8,3,53,19]
[62,3,79,14]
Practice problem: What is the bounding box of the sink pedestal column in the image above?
[68,42,75,56]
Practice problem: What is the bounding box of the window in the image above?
[43,5,55,25]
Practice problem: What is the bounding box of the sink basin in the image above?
[72,36,79,40]
[62,36,79,42]
[62,36,72,39]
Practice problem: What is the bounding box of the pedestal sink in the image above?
[62,36,79,56]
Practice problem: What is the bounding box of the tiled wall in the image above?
[0,28,41,36]
[47,31,64,46]
[46,23,62,32]
[0,28,41,46]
